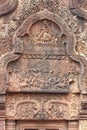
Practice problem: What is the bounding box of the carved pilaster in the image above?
[6,121,16,130]
[68,121,78,130]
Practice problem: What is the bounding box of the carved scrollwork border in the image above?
[70,0,87,20]
[0,0,18,17]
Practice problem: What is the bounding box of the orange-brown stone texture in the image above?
[0,0,87,130]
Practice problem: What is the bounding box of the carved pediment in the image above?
[5,9,82,93]
[0,7,85,94]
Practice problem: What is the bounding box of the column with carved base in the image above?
[68,121,78,130]
[6,121,16,130]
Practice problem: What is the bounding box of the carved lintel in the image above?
[6,94,80,120]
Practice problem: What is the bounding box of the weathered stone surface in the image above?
[5,8,82,94]
[0,0,87,130]
[6,93,80,120]
[70,0,87,20]
[0,0,18,17]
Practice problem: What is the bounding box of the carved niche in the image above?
[0,0,18,17]
[70,0,87,20]
[4,8,83,94]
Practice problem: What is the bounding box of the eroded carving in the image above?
[9,100,69,120]
[6,94,79,120]
[6,9,82,94]
[0,2,86,94]
[70,0,87,20]
[0,0,18,17]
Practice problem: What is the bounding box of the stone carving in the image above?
[79,0,87,9]
[6,9,83,93]
[6,94,79,120]
[70,0,87,20]
[0,0,18,17]
[45,100,69,119]
[6,99,69,120]
[69,94,79,119]
[80,100,87,118]
[15,100,40,119]
[32,20,57,44]
[0,1,86,94]
[76,29,87,56]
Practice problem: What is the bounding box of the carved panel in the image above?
[0,0,18,17]
[6,94,79,120]
[6,9,82,94]
[0,1,86,94]
[70,0,87,20]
